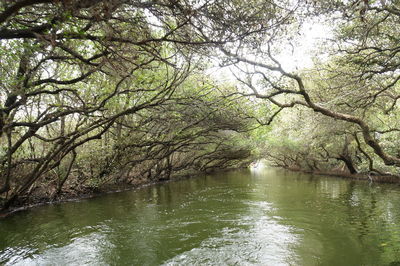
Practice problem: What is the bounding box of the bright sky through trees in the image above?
[207,19,332,83]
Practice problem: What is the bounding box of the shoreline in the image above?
[284,167,400,184]
[0,171,207,219]
[2,166,399,218]
[0,179,160,219]
[0,167,245,219]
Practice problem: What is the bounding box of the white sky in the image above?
[278,21,331,72]
[206,21,332,83]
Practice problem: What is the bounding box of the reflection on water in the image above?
[1,168,400,265]
[164,200,298,265]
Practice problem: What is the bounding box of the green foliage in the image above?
[1,0,400,211]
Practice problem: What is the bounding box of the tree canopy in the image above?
[0,0,399,210]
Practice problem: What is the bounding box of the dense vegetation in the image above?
[0,0,399,211]
[258,1,400,177]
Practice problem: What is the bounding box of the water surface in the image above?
[1,168,400,265]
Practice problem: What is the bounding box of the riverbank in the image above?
[3,166,398,218]
[0,167,248,218]
[0,171,205,218]
[285,167,400,184]
[0,179,152,219]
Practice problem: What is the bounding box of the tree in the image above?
[214,0,400,175]
[1,0,273,209]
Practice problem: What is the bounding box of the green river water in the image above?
[1,168,400,265]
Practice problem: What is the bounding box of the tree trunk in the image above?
[337,155,358,174]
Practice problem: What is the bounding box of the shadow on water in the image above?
[1,167,400,265]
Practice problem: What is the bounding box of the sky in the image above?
[206,20,332,83]
[278,21,331,72]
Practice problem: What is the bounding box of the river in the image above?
[1,168,400,265]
